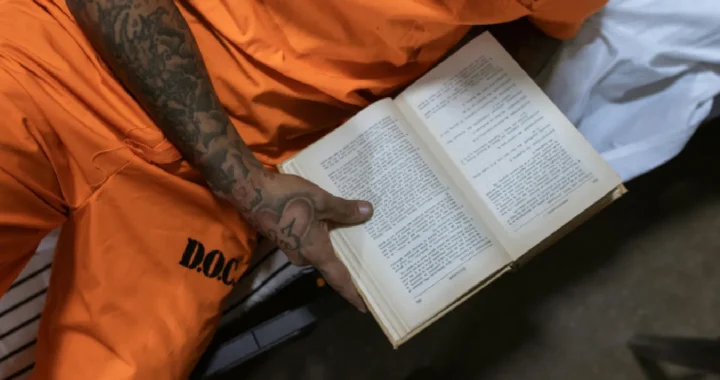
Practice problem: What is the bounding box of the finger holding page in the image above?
[304,221,368,313]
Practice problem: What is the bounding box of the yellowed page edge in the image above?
[391,265,512,348]
[512,184,627,268]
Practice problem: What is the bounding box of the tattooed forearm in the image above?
[67,2,374,309]
[66,0,264,203]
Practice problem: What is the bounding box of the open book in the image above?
[279,32,625,347]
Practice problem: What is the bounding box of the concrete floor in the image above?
[240,122,720,380]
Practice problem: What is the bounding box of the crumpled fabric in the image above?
[540,0,720,181]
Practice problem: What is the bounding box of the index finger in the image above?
[317,258,367,313]
[305,230,367,313]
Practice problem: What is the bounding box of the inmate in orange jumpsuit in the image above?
[0,0,605,378]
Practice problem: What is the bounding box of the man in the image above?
[0,0,605,377]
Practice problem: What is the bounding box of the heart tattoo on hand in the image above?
[255,197,314,254]
[242,173,373,312]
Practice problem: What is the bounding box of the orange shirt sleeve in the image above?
[523,0,608,39]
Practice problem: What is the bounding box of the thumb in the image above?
[325,196,373,225]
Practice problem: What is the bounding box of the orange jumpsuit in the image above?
[0,0,605,378]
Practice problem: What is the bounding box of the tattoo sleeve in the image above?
[66,0,371,269]
[66,0,265,207]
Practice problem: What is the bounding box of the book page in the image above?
[395,33,621,258]
[280,99,510,342]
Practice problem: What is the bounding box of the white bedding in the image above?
[540,0,720,181]
[3,0,720,376]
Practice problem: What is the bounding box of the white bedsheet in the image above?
[540,0,720,181]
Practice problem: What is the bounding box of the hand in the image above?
[238,172,374,312]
